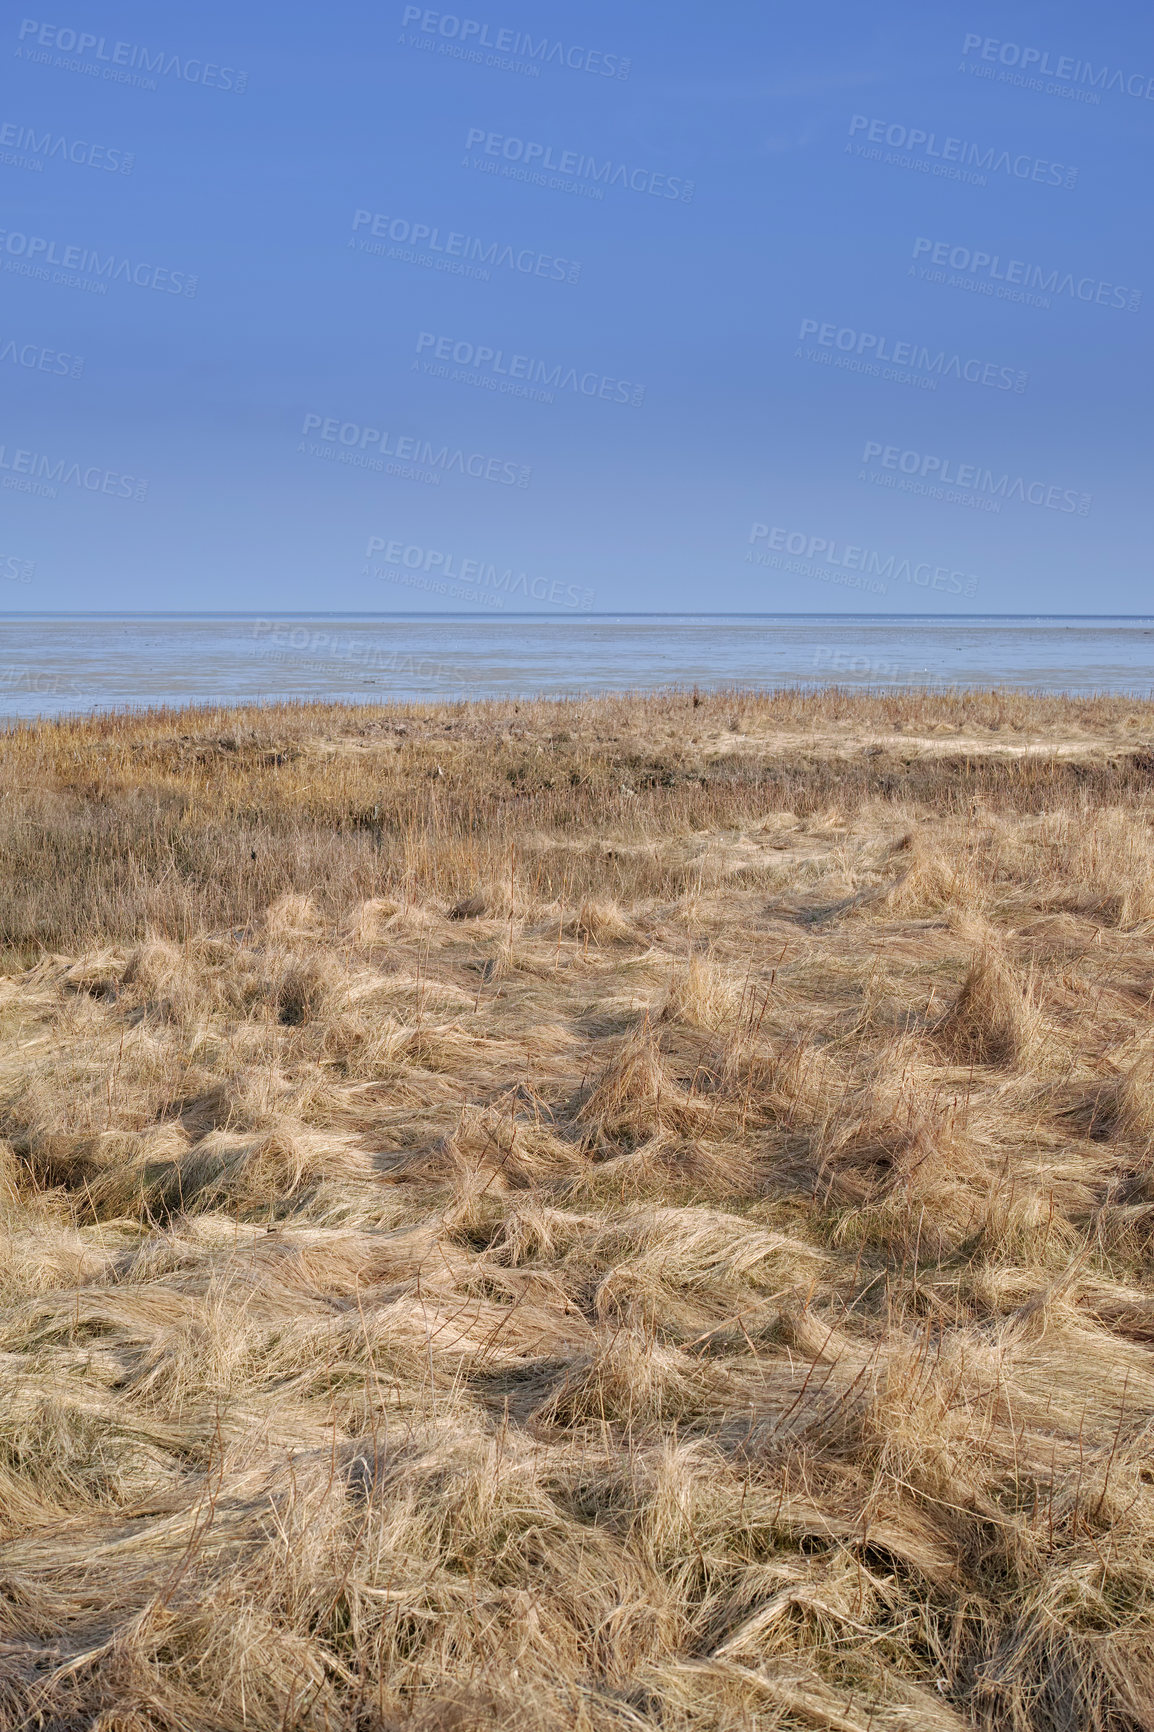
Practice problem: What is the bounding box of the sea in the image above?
[1,615,1153,720]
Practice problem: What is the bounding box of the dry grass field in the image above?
[2,686,1154,1732]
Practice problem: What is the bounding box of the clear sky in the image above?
[1,0,1151,614]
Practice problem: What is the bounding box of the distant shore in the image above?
[2,613,1154,721]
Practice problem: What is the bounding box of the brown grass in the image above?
[1,687,1154,1730]
[934,926,1043,1068]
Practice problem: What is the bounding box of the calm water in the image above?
[2,615,1153,719]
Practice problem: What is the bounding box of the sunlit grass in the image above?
[2,688,1154,1730]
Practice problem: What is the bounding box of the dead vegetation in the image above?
[1,687,1154,1731]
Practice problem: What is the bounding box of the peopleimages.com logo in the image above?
[365,537,595,610]
[811,648,949,686]
[252,622,471,688]
[400,8,629,78]
[0,440,147,501]
[351,210,580,284]
[0,228,196,295]
[414,331,645,407]
[463,128,693,200]
[298,414,531,488]
[797,318,1028,392]
[910,238,1141,313]
[0,552,35,583]
[860,441,1091,515]
[14,19,246,91]
[1,334,83,376]
[747,524,979,598]
[1,663,86,698]
[960,34,1154,102]
[847,113,1077,188]
[0,118,133,172]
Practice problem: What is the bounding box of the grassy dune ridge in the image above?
[2,686,1154,1730]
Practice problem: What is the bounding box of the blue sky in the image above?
[1,0,1150,613]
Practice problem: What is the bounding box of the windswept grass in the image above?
[1,687,1154,1730]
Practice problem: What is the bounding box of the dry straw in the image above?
[1,687,1153,1730]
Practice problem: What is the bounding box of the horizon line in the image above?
[3,612,1154,623]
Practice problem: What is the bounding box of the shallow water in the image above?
[1,614,1153,719]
